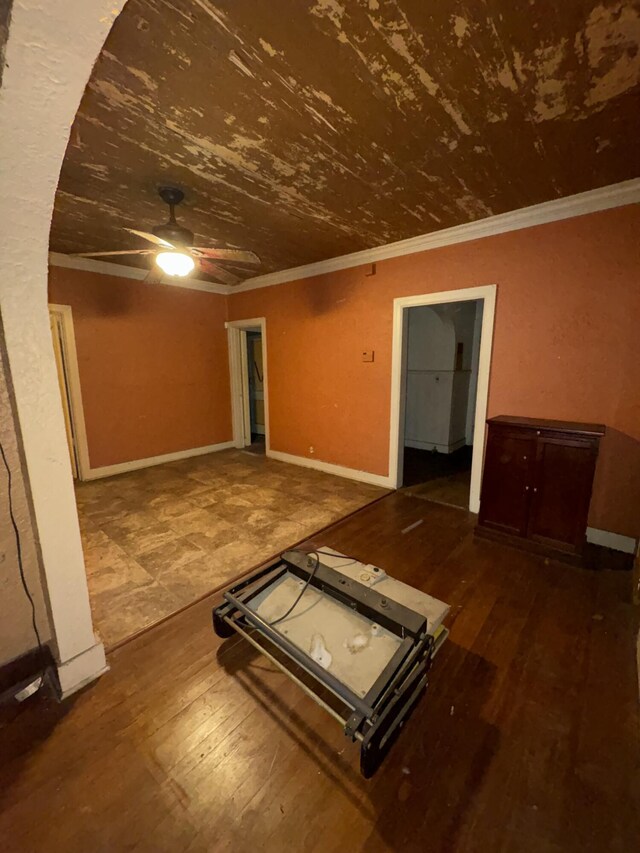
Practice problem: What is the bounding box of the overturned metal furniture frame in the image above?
[213,549,446,777]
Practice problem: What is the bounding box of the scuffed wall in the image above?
[48,267,233,468]
[228,204,640,540]
[0,324,51,668]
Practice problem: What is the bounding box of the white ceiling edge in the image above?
[49,178,640,297]
[48,252,232,295]
[233,178,640,294]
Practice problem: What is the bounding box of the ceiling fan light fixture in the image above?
[155,251,195,277]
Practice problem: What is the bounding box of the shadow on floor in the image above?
[244,435,266,455]
[402,446,472,509]
[217,632,498,851]
[366,642,498,852]
[217,638,372,818]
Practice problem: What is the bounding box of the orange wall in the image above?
[229,205,640,539]
[48,267,232,468]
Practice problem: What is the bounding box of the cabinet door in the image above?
[479,428,536,536]
[527,437,597,552]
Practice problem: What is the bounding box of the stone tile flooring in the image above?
[76,449,387,648]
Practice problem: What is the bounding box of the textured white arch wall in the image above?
[0,0,127,695]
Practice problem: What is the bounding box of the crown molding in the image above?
[49,179,640,297]
[233,178,640,294]
[48,252,232,295]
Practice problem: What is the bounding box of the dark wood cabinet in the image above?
[477,416,605,562]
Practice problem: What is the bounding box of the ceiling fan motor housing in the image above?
[154,186,194,247]
[153,221,194,247]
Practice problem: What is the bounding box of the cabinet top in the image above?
[488,415,606,437]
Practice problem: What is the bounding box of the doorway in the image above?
[246,330,265,452]
[227,317,270,452]
[400,300,482,508]
[389,285,496,513]
[48,304,90,479]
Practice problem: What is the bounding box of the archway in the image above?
[0,1,128,695]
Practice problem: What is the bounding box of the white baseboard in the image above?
[56,640,108,699]
[83,440,235,480]
[267,449,392,488]
[586,527,637,555]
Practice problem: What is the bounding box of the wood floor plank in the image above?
[1,493,638,852]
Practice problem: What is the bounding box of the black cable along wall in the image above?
[0,322,51,669]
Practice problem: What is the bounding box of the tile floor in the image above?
[76,449,386,648]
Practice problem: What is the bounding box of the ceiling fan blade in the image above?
[72,249,154,257]
[126,229,175,249]
[190,247,260,265]
[199,260,241,286]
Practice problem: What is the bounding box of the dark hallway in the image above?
[401,445,472,508]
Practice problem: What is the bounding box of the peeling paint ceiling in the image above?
[51,0,640,284]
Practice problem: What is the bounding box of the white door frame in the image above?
[226,317,270,451]
[388,284,497,513]
[48,304,91,480]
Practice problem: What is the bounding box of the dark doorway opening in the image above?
[246,330,265,452]
[400,299,482,509]
[402,445,473,508]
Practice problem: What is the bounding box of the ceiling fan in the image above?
[72,187,260,286]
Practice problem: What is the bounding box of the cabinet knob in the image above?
[523,455,527,460]
[536,430,541,435]
[533,487,537,493]
[524,485,529,491]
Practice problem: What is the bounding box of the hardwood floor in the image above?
[402,467,472,509]
[76,449,386,647]
[402,446,472,509]
[1,494,638,852]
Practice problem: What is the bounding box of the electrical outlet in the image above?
[309,446,315,455]
[362,350,374,362]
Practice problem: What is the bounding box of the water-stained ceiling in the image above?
[51,0,640,284]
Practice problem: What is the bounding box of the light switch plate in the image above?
[362,350,374,362]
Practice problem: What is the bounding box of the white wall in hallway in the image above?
[404,301,480,453]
